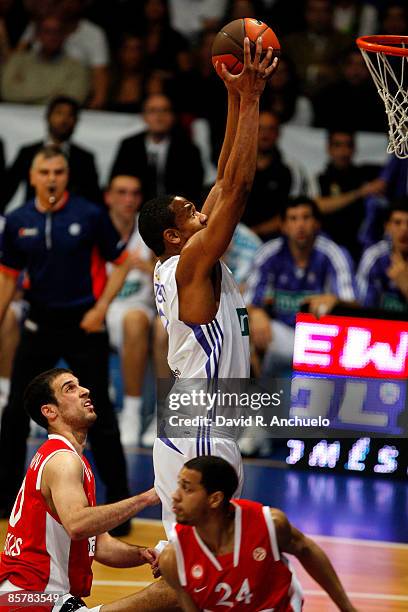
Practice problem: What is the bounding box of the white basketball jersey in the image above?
[154,256,250,379]
[108,215,154,308]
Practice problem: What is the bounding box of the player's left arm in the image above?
[272,509,358,612]
[80,251,130,332]
[200,89,240,218]
[160,545,200,612]
[94,531,157,568]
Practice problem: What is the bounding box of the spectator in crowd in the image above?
[380,1,408,37]
[268,0,308,36]
[332,0,378,37]
[105,175,156,447]
[312,49,387,132]
[20,0,110,109]
[106,32,147,114]
[357,198,408,313]
[261,55,301,125]
[0,0,27,59]
[284,0,352,97]
[312,129,383,262]
[0,146,131,528]
[241,110,309,241]
[0,95,101,213]
[22,0,54,21]
[360,155,408,248]
[110,93,204,203]
[168,0,227,42]
[222,0,257,21]
[175,28,227,162]
[246,196,356,373]
[139,0,190,75]
[1,14,90,105]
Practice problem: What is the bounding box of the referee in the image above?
[0,146,130,525]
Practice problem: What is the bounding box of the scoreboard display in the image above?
[287,313,408,479]
[286,438,407,478]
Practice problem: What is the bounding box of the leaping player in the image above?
[139,38,278,536]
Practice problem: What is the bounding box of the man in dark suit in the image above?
[110,93,204,203]
[0,96,101,213]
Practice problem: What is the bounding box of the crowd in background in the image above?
[0,0,408,460]
[0,1,407,133]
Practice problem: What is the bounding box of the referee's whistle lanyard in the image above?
[35,190,69,250]
[45,213,52,250]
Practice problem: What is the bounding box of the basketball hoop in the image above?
[357,35,408,159]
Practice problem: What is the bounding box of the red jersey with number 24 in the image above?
[0,434,96,597]
[172,499,303,611]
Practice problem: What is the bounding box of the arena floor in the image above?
[1,441,406,611]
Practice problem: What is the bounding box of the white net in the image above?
[360,44,408,158]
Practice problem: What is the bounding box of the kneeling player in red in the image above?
[160,456,357,612]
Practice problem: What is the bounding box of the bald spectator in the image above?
[110,94,203,203]
[1,15,89,104]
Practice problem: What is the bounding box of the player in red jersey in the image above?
[0,368,179,611]
[159,456,358,612]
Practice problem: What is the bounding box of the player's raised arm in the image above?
[181,38,277,270]
[272,509,358,612]
[200,85,240,218]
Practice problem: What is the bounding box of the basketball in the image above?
[212,18,281,75]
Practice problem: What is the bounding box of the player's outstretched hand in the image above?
[215,36,278,99]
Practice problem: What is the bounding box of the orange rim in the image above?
[357,35,408,57]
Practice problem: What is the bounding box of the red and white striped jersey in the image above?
[172,499,303,611]
[0,434,96,597]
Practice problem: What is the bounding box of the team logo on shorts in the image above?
[68,223,81,236]
[191,564,204,579]
[253,547,267,561]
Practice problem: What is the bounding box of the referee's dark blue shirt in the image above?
[0,194,127,309]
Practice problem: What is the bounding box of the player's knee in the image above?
[122,309,150,340]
